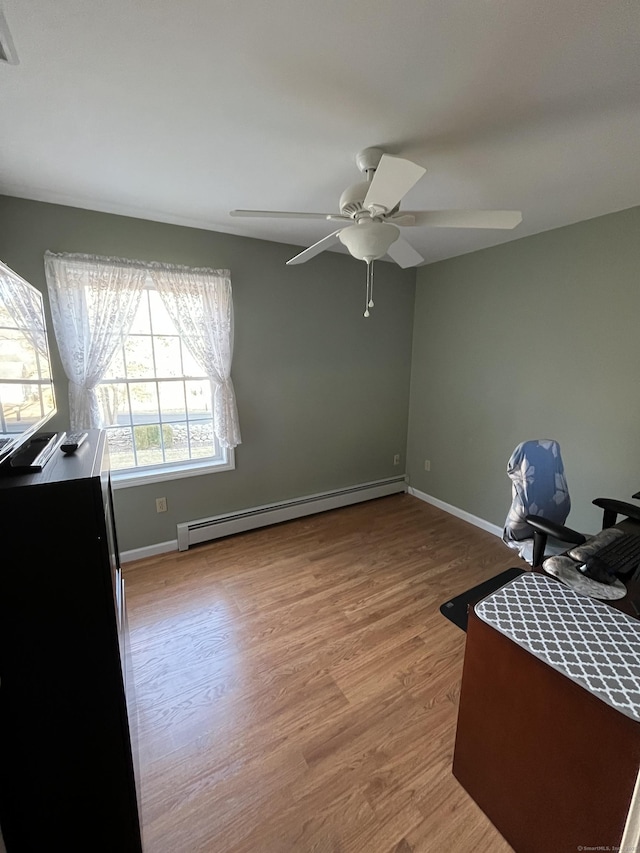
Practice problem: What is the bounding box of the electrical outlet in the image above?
[424,459,431,471]
[393,454,400,466]
[155,497,167,513]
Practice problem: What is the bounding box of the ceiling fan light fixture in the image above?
[338,220,400,263]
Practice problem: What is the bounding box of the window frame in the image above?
[110,448,235,489]
[98,278,235,488]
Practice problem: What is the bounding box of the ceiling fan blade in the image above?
[230,209,346,220]
[386,213,416,226]
[363,155,426,214]
[386,236,424,268]
[285,230,343,265]
[396,210,523,229]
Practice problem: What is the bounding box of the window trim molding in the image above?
[111,447,235,489]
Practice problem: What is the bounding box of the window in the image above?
[99,280,233,486]
[43,252,241,488]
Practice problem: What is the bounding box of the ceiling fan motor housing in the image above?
[339,181,370,216]
[339,148,385,216]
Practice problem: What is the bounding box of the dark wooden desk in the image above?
[452,568,640,853]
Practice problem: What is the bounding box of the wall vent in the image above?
[176,475,407,551]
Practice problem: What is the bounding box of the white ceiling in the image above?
[1,0,639,266]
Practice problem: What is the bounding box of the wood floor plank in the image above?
[124,493,524,851]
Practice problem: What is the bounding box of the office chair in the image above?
[502,439,640,567]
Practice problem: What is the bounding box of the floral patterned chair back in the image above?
[502,439,571,564]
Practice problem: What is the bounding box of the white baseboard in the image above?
[120,539,178,563]
[408,486,503,538]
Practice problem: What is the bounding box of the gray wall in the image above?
[4,195,638,553]
[407,205,640,536]
[0,196,415,553]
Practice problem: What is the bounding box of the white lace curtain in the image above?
[43,252,241,448]
[0,260,48,358]
[44,252,146,429]
[148,265,241,449]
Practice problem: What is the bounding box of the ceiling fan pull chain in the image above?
[364,261,371,317]
[368,261,375,308]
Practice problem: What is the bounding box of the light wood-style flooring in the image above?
[123,493,529,852]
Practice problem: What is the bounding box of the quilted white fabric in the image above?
[474,573,640,722]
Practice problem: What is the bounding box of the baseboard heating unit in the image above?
[176,475,407,551]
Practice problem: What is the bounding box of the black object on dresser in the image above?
[0,429,142,852]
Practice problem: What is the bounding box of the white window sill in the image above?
[111,448,235,489]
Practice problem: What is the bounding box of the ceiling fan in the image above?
[230,147,522,316]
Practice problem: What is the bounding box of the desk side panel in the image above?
[452,609,640,853]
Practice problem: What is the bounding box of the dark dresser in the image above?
[0,429,142,851]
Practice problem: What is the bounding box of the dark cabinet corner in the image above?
[0,429,142,852]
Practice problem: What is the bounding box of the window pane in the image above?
[133,422,166,466]
[98,382,131,427]
[153,336,182,378]
[182,345,203,377]
[106,427,136,470]
[104,345,126,381]
[128,381,159,422]
[0,384,51,428]
[148,290,175,335]
[186,379,212,417]
[189,421,216,458]
[158,380,186,418]
[128,290,151,335]
[158,421,215,462]
[125,336,155,378]
[0,329,43,379]
[163,422,190,463]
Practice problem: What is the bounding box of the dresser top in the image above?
[475,572,640,722]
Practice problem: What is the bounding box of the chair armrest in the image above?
[592,498,640,528]
[525,515,587,567]
[525,515,587,545]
